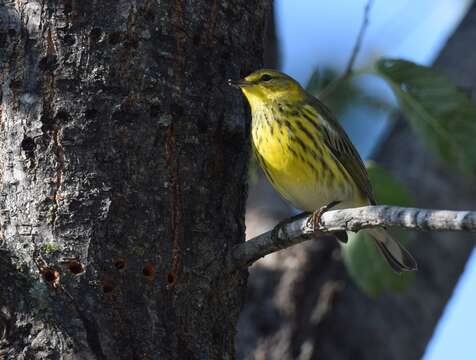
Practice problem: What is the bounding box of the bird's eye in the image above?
[260,74,272,82]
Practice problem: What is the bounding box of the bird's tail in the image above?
[366,228,418,273]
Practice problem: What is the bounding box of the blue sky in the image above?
[275,1,475,359]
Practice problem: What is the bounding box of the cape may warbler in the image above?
[230,69,417,273]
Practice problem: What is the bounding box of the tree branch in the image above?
[228,205,476,270]
[342,0,373,78]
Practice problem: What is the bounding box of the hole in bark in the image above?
[21,136,36,154]
[63,34,75,46]
[41,267,60,287]
[143,264,156,278]
[114,258,127,270]
[150,104,160,117]
[90,27,102,43]
[66,260,85,275]
[101,280,114,293]
[109,32,123,45]
[85,109,98,119]
[167,272,176,284]
[43,269,56,282]
[8,29,16,37]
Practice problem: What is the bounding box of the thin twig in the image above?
[318,0,374,99]
[343,0,373,77]
[227,205,476,270]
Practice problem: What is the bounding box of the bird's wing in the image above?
[306,96,376,204]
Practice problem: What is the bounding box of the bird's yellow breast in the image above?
[251,106,360,212]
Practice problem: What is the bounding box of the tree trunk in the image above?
[238,4,476,360]
[0,1,269,358]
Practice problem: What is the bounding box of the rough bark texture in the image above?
[238,4,476,360]
[0,0,269,359]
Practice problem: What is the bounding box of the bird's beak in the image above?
[227,78,252,89]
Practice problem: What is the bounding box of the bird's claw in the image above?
[306,200,341,232]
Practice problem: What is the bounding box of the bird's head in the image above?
[228,69,305,106]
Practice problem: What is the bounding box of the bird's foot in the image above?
[306,200,341,232]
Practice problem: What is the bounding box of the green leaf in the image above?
[342,162,415,297]
[375,58,476,178]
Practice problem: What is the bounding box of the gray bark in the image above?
[0,0,269,359]
[238,3,476,360]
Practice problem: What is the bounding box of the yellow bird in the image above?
[230,69,417,273]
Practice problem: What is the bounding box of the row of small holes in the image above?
[101,260,175,293]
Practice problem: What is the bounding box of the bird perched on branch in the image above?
[229,69,417,273]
